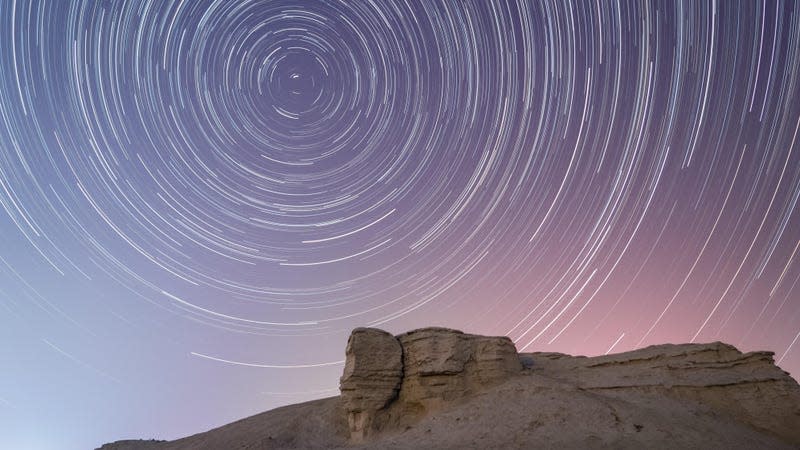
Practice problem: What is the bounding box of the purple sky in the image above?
[1,1,799,449]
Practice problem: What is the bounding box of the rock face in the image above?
[100,328,800,449]
[396,328,522,408]
[339,327,522,440]
[338,328,403,441]
[522,341,800,445]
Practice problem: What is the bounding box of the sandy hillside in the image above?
[100,328,800,450]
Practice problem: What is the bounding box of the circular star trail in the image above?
[1,1,800,446]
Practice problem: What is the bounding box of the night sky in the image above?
[2,1,800,449]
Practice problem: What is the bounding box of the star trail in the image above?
[1,1,800,448]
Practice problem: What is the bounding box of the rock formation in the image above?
[100,328,800,449]
[338,328,403,441]
[339,327,522,440]
[398,327,523,402]
[522,341,800,444]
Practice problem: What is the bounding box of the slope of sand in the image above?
[100,339,800,449]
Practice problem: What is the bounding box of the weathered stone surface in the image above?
[338,328,403,441]
[101,330,800,449]
[522,341,800,444]
[337,327,523,440]
[396,327,522,410]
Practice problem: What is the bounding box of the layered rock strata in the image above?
[339,327,522,440]
[338,328,403,441]
[522,341,800,444]
[100,328,800,449]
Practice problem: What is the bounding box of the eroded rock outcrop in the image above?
[396,328,522,408]
[339,327,522,440]
[338,328,800,445]
[102,329,800,449]
[522,341,800,444]
[339,328,403,441]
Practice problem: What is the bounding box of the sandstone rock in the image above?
[338,328,403,441]
[523,341,800,444]
[338,327,523,440]
[101,330,800,449]
[396,327,522,410]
